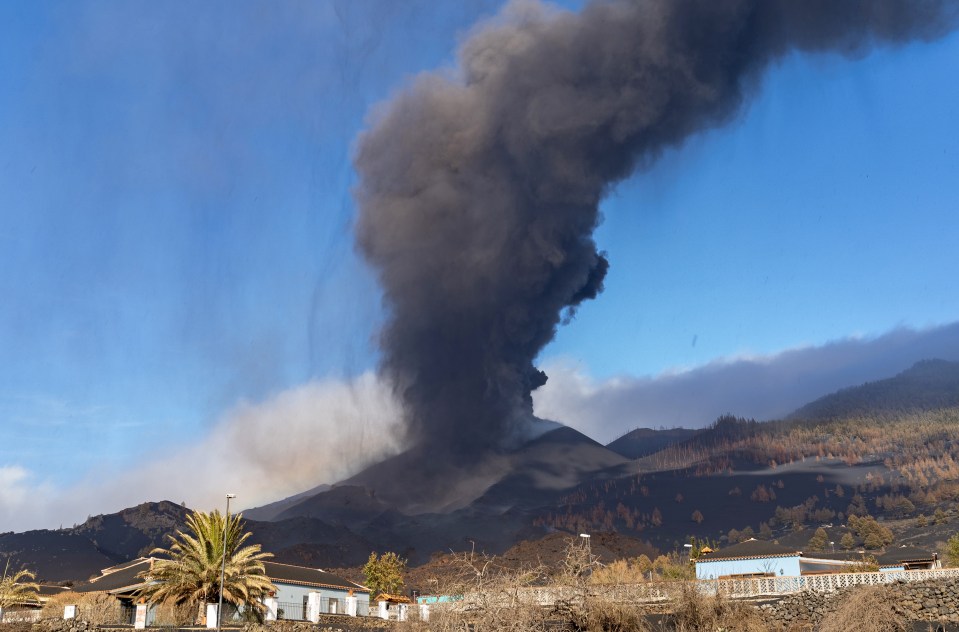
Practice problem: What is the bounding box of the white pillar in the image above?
[397,604,408,621]
[63,605,77,620]
[206,603,218,629]
[378,600,389,620]
[419,604,430,622]
[306,592,321,623]
[262,597,278,622]
[134,603,148,629]
[345,596,357,617]
[0,606,5,623]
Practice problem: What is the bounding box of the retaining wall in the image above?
[760,577,959,626]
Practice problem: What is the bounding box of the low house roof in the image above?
[375,593,411,603]
[697,539,801,562]
[73,558,153,595]
[877,546,935,567]
[72,558,369,596]
[38,585,72,598]
[799,551,869,562]
[263,561,369,594]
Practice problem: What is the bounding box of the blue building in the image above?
[695,539,802,580]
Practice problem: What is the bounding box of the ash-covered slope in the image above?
[0,501,190,583]
[606,427,701,459]
[789,359,959,421]
[242,483,332,522]
[0,530,118,583]
[272,425,627,521]
[248,424,630,564]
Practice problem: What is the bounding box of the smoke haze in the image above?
[353,0,958,457]
[0,374,402,532]
[535,322,959,442]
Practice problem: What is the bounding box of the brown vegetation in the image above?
[668,584,766,632]
[817,586,906,632]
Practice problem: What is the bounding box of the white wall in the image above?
[273,582,370,617]
[696,555,801,579]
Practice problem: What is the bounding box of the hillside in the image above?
[0,501,190,582]
[5,358,959,581]
[789,359,959,421]
[606,428,701,459]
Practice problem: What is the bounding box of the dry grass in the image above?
[818,586,906,632]
[150,600,196,626]
[39,591,129,626]
[580,598,650,632]
[668,584,766,632]
[398,538,652,632]
[39,592,75,619]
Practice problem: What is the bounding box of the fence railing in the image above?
[707,567,959,598]
[501,567,959,607]
[0,608,42,623]
[276,601,306,621]
[276,596,358,621]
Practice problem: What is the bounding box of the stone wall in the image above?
[9,616,395,632]
[760,578,959,627]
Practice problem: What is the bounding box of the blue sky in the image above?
[1,1,957,530]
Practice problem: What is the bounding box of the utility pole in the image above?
[217,494,236,632]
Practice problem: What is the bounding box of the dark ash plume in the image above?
[354,0,957,457]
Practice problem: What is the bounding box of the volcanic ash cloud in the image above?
[353,0,958,459]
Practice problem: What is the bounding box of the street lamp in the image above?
[579,533,592,575]
[579,533,591,557]
[217,494,236,632]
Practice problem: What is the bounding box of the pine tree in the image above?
[807,527,829,551]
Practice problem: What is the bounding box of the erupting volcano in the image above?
[353,0,958,463]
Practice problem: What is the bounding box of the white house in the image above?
[74,558,371,622]
[262,561,370,619]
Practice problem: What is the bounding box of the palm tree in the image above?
[136,510,274,620]
[0,561,40,610]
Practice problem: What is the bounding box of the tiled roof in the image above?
[698,539,801,562]
[877,546,935,566]
[99,558,151,575]
[263,561,369,593]
[72,558,370,596]
[799,551,869,562]
[74,558,152,594]
[38,585,72,597]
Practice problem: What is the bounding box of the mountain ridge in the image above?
[4,357,959,582]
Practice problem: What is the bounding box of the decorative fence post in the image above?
[205,603,218,629]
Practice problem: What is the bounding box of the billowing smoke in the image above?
[354,0,957,458]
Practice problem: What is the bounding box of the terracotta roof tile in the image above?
[698,539,801,562]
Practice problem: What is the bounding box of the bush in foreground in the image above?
[818,586,906,632]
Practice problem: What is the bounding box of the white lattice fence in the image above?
[511,568,959,606]
[711,567,959,598]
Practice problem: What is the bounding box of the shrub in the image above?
[582,599,650,632]
[669,584,766,632]
[818,586,906,632]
